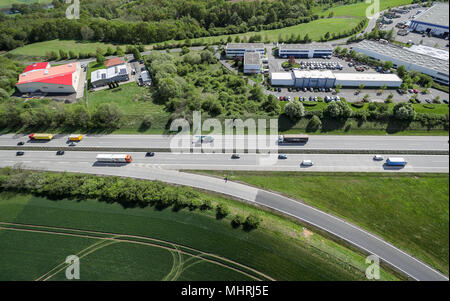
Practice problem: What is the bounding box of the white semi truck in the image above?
[96,154,133,163]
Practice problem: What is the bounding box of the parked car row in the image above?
[299,61,343,70]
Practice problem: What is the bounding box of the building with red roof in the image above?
[105,57,125,68]
[16,62,81,94]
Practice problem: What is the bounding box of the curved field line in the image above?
[0,222,271,281]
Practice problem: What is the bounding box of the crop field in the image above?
[194,171,449,276]
[0,192,400,281]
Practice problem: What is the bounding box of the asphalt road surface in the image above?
[0,151,447,281]
[1,134,448,152]
[1,151,448,173]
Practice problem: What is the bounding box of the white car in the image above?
[373,155,384,161]
[301,160,314,166]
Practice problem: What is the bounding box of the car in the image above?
[443,99,449,104]
[313,97,318,101]
[303,87,307,92]
[139,60,144,64]
[146,152,155,157]
[373,155,384,161]
[279,96,284,101]
[231,154,240,159]
[56,150,65,155]
[277,88,281,92]
[16,151,24,156]
[296,88,300,92]
[335,96,341,101]
[413,89,419,94]
[287,96,291,101]
[310,87,313,92]
[68,142,76,147]
[17,141,25,146]
[288,87,292,92]
[397,88,404,94]
[425,99,431,103]
[301,160,313,166]
[278,154,287,159]
[309,96,313,101]
[416,98,421,103]
[408,89,414,93]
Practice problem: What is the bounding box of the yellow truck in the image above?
[29,133,53,140]
[69,134,83,141]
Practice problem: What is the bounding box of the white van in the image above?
[301,160,314,166]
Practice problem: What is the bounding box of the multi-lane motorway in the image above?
[1,134,449,151]
[0,150,447,281]
[0,151,448,173]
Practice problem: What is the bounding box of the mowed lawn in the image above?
[314,0,413,17]
[0,192,400,280]
[196,171,450,275]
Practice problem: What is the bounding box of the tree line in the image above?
[0,168,262,230]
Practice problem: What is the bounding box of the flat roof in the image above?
[293,70,335,79]
[408,45,449,61]
[270,72,294,80]
[226,43,264,49]
[413,3,449,28]
[353,40,449,75]
[244,52,261,65]
[279,43,333,51]
[334,73,402,82]
[17,62,78,85]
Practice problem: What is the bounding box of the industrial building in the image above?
[270,72,295,86]
[16,62,81,94]
[91,57,129,88]
[409,3,449,38]
[292,70,335,88]
[278,44,333,58]
[225,43,265,58]
[334,73,402,88]
[270,70,402,88]
[243,52,261,74]
[352,40,449,85]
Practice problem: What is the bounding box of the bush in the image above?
[231,214,245,228]
[351,102,365,108]
[284,101,305,120]
[215,203,230,219]
[303,102,318,107]
[243,214,262,231]
[393,103,415,121]
[200,199,212,211]
[306,115,322,132]
[423,104,435,110]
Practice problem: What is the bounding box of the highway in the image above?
[0,150,447,281]
[1,134,448,152]
[0,151,448,173]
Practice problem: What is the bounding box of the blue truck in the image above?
[386,157,407,166]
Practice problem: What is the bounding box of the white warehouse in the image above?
[243,52,261,74]
[270,72,295,86]
[278,44,333,58]
[334,73,402,88]
[225,43,265,58]
[409,3,449,38]
[352,40,449,85]
[293,70,335,88]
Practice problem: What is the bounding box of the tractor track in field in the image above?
[0,221,274,281]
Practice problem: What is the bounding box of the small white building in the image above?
[225,43,265,58]
[243,52,261,74]
[278,44,333,58]
[270,72,295,86]
[334,73,402,88]
[90,57,129,88]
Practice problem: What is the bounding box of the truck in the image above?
[69,134,83,141]
[386,157,407,166]
[278,134,309,144]
[29,133,53,140]
[96,154,133,163]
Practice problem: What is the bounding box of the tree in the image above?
[243,214,262,230]
[59,49,68,60]
[231,214,245,228]
[132,47,141,60]
[335,84,342,93]
[260,95,280,115]
[116,46,124,56]
[284,101,305,120]
[325,101,352,119]
[91,103,122,128]
[96,53,105,65]
[383,61,393,70]
[215,203,230,219]
[181,46,190,55]
[200,50,215,64]
[106,47,114,56]
[397,65,407,78]
[307,115,322,132]
[393,103,415,121]
[358,84,364,92]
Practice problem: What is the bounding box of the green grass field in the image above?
[0,191,400,281]
[314,0,413,17]
[193,171,449,275]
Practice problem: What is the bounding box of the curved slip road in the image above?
[0,151,448,281]
[1,134,448,152]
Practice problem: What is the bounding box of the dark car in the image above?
[296,88,300,92]
[16,151,24,156]
[68,142,76,147]
[288,87,292,92]
[278,154,287,159]
[146,152,155,157]
[231,154,240,159]
[56,150,65,155]
[277,88,281,92]
[17,141,25,146]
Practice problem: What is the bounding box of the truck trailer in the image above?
[278,134,309,144]
[29,133,53,140]
[96,154,133,163]
[386,157,407,166]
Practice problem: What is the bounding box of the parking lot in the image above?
[379,5,449,50]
